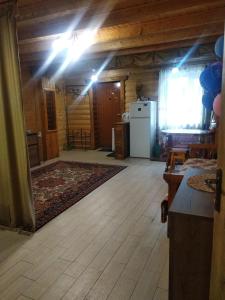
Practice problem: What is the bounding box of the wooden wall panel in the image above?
[55,81,66,151]
[66,93,91,149]
[65,69,159,150]
[22,66,157,153]
[125,71,159,111]
[125,79,137,111]
[21,67,67,156]
[64,44,212,149]
[21,67,44,161]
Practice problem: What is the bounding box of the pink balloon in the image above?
[213,93,222,116]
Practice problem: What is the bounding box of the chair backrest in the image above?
[188,143,217,159]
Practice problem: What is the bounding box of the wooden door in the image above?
[41,90,59,160]
[209,34,225,299]
[94,82,121,149]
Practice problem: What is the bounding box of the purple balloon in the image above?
[199,62,222,94]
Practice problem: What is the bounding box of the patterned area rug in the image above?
[31,161,126,230]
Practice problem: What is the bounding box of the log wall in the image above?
[66,91,92,149]
[125,70,159,111]
[21,68,67,155]
[55,81,67,151]
[65,69,159,149]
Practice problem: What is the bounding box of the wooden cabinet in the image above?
[168,168,214,300]
[27,133,40,167]
[114,122,130,159]
[41,90,59,160]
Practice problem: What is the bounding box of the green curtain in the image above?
[0,3,35,231]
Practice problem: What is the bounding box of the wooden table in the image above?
[161,129,214,148]
[168,168,214,300]
[163,158,217,206]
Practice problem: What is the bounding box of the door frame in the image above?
[209,29,225,299]
[89,76,127,149]
[40,87,59,160]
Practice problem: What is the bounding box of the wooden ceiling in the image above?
[16,0,225,65]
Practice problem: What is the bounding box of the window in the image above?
[46,91,56,130]
[158,65,204,129]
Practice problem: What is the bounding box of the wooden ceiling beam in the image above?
[106,37,217,57]
[17,0,225,40]
[90,23,223,53]
[90,8,225,44]
[18,11,224,56]
[19,28,220,68]
[19,37,216,65]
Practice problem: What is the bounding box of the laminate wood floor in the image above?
[0,150,168,300]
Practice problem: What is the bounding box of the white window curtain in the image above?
[158,65,204,130]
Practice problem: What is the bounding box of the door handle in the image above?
[215,168,222,212]
[205,168,222,212]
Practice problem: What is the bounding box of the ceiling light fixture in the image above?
[52,29,96,61]
[91,74,98,82]
[52,35,72,52]
[172,67,179,74]
[67,29,97,62]
[51,29,97,80]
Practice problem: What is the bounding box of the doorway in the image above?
[93,82,122,150]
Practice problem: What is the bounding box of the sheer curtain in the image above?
[158,65,204,129]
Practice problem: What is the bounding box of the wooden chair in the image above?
[162,143,217,223]
[188,143,217,159]
[165,147,188,171]
[166,143,217,171]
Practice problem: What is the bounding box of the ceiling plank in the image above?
[19,6,225,45]
[17,0,225,40]
[89,23,223,53]
[89,8,225,43]
[18,13,224,55]
[17,0,225,66]
[17,0,156,21]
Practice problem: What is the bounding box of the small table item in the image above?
[163,158,217,205]
[187,173,216,193]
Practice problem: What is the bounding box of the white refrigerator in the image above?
[129,101,156,158]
